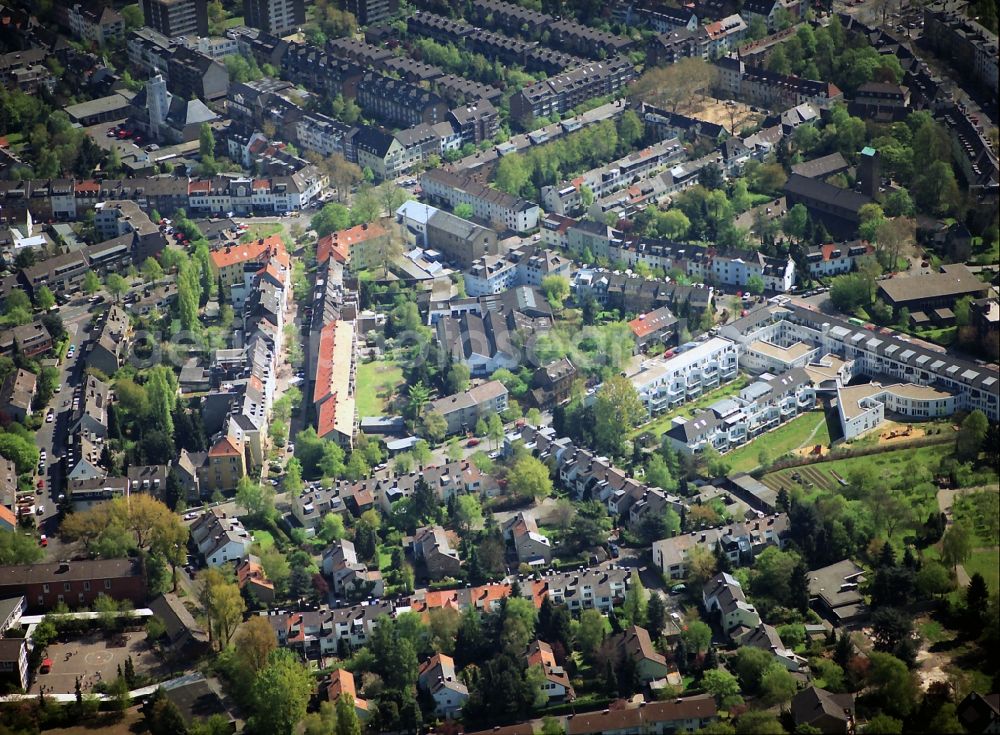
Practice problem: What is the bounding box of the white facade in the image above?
[628,337,741,415]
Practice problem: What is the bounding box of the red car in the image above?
[36,478,44,489]
[466,437,480,447]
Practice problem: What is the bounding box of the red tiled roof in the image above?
[315,221,388,264]
[0,504,16,529]
[75,180,100,193]
[188,180,211,193]
[208,436,242,457]
[316,395,340,440]
[210,235,285,270]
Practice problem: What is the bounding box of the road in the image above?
[449,99,629,172]
[35,295,98,552]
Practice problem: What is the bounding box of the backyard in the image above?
[723,410,832,474]
[355,359,404,418]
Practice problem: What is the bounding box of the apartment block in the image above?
[243,0,305,35]
[141,0,208,37]
[510,56,635,124]
[420,169,540,233]
[628,337,741,416]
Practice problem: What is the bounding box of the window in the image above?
[104,580,112,590]
[43,584,49,593]
[64,582,71,592]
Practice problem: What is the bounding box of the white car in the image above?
[36,505,44,515]
[183,511,198,520]
[45,413,53,423]
[39,451,46,460]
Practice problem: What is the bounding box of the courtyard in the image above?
[32,631,168,695]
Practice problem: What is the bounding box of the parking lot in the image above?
[32,631,167,695]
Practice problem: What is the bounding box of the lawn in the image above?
[630,375,751,439]
[355,359,404,417]
[761,443,960,498]
[240,222,286,243]
[724,410,830,474]
[964,547,1000,593]
[253,529,275,551]
[951,490,1000,546]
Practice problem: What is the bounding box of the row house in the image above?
[356,73,448,129]
[85,305,131,377]
[418,653,469,719]
[804,241,874,278]
[572,269,714,316]
[541,137,684,216]
[923,2,998,95]
[266,601,396,657]
[427,380,509,436]
[464,245,570,297]
[664,367,816,454]
[628,337,741,416]
[312,320,357,448]
[653,514,790,579]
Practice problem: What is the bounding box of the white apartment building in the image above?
[628,337,741,416]
[420,169,540,233]
[665,367,816,455]
[836,381,958,440]
[722,303,1000,422]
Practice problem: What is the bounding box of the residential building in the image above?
[19,251,90,296]
[715,56,843,110]
[209,234,286,293]
[427,380,509,436]
[628,337,740,417]
[236,555,275,602]
[420,168,540,233]
[345,0,399,26]
[720,302,999,421]
[807,559,868,627]
[849,81,911,122]
[510,56,636,124]
[70,375,112,440]
[615,625,669,683]
[149,592,210,654]
[836,381,957,440]
[526,640,574,701]
[804,242,874,278]
[412,525,461,580]
[740,622,807,671]
[321,539,384,600]
[541,137,684,216]
[141,0,208,36]
[326,669,370,721]
[161,674,236,731]
[628,306,678,352]
[703,573,761,633]
[65,2,124,45]
[665,368,816,455]
[563,697,718,734]
[502,512,553,564]
[198,436,248,494]
[418,653,469,718]
[435,295,551,376]
[791,686,856,734]
[86,305,131,377]
[923,2,998,94]
[313,320,357,446]
[426,209,499,268]
[243,0,305,35]
[957,691,1000,735]
[652,515,790,579]
[356,73,448,128]
[0,559,145,612]
[190,508,253,567]
[266,600,397,655]
[0,596,25,634]
[0,369,35,422]
[529,357,576,409]
[316,221,390,272]
[68,477,130,512]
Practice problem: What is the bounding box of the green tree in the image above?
[623,573,647,627]
[105,273,127,302]
[541,275,570,309]
[593,376,645,456]
[454,203,474,219]
[941,520,973,570]
[867,651,917,718]
[734,646,774,693]
[335,692,362,735]
[507,455,553,502]
[199,123,215,159]
[956,409,988,461]
[422,410,448,443]
[759,663,797,707]
[311,202,352,238]
[236,476,275,519]
[0,529,44,564]
[681,620,712,654]
[746,274,765,296]
[576,608,605,662]
[702,668,741,706]
[454,494,483,534]
[251,650,315,735]
[35,285,56,311]
[735,711,785,735]
[864,715,904,734]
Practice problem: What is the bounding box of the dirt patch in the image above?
[677,96,765,134]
